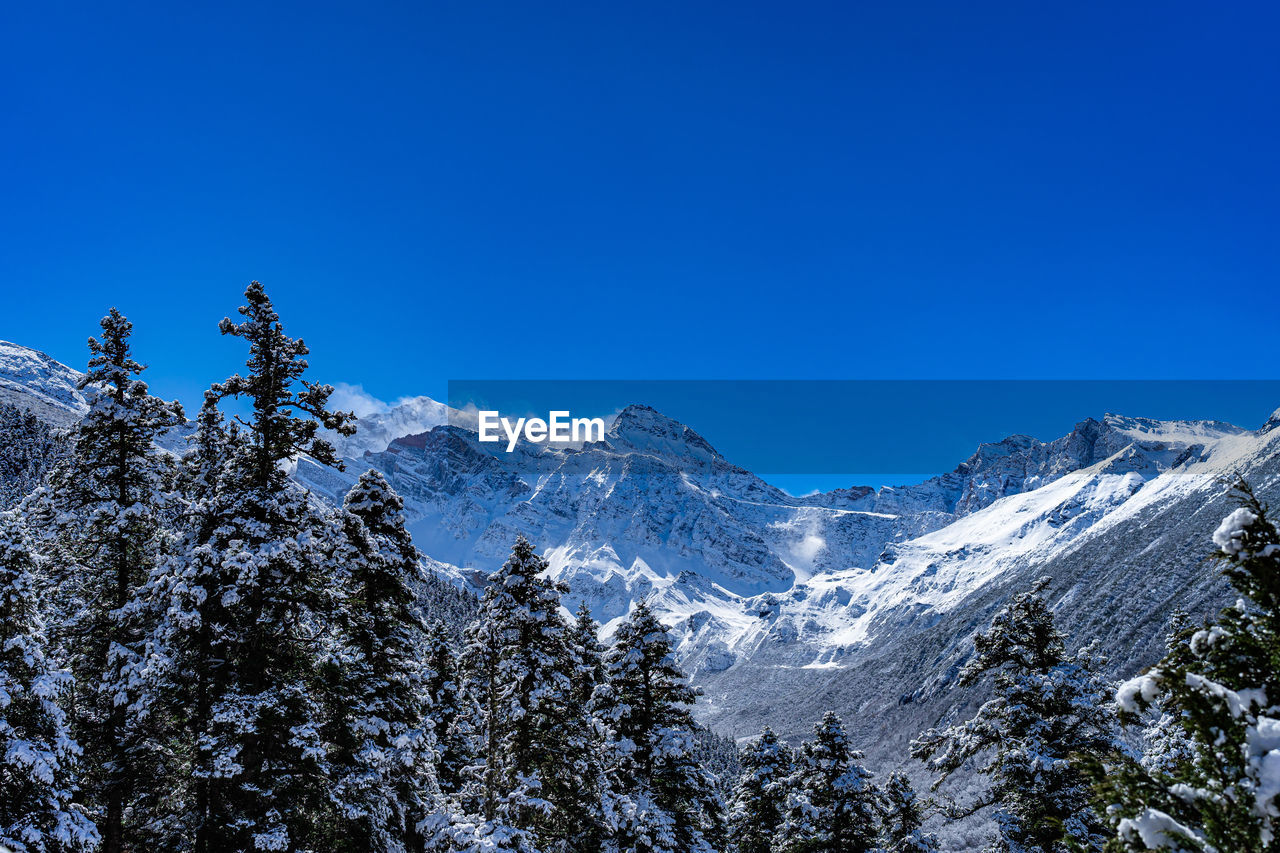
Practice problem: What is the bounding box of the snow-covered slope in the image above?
[0,341,89,425]
[699,412,1280,750]
[317,395,1270,744]
[335,405,930,631]
[327,394,459,458]
[2,337,1274,763]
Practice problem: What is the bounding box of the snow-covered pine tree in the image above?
[1096,484,1280,852]
[776,711,879,853]
[0,402,65,510]
[0,510,99,852]
[728,726,790,853]
[327,469,439,852]
[442,609,538,853]
[880,772,937,853]
[560,601,613,853]
[161,282,356,852]
[570,600,605,711]
[454,536,604,852]
[34,309,183,853]
[910,576,1114,853]
[140,393,237,847]
[594,599,722,853]
[456,608,504,825]
[418,571,479,635]
[424,620,470,798]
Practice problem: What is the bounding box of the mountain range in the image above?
[3,338,1275,772]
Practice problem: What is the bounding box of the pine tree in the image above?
[594,599,722,853]
[424,620,470,798]
[327,469,439,852]
[880,772,937,853]
[455,609,505,829]
[777,711,879,853]
[154,282,356,852]
[455,536,603,852]
[728,726,790,853]
[560,601,613,853]
[570,600,605,711]
[1095,484,1280,852]
[36,309,183,853]
[0,510,99,852]
[213,280,354,481]
[141,392,237,847]
[0,402,65,510]
[911,577,1114,853]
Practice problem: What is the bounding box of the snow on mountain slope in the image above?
[327,394,461,458]
[345,406,922,633]
[0,341,89,425]
[1,337,1273,766]
[698,415,1280,747]
[750,418,1246,665]
[325,397,1263,712]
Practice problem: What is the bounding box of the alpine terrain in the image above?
[3,333,1277,851]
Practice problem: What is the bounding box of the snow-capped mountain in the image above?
[699,414,1277,739]
[327,393,459,458]
[4,339,1275,757]
[0,341,89,425]
[315,390,1277,756]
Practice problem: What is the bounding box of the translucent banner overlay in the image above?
[446,380,1280,489]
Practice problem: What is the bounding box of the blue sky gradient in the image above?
[3,2,1278,489]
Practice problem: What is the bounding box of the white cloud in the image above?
[330,382,391,418]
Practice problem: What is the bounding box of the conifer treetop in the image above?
[214,281,355,481]
[74,307,185,470]
[962,575,1067,682]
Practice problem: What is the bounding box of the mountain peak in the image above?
[1263,407,1280,434]
[0,340,88,425]
[327,394,455,458]
[1101,412,1247,444]
[607,403,721,460]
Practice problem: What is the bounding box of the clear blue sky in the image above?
[3,2,1278,476]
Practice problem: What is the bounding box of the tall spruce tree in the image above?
[594,599,722,853]
[911,577,1114,852]
[880,772,937,853]
[35,309,183,852]
[154,282,356,851]
[777,711,879,853]
[728,726,790,853]
[1095,484,1280,852]
[570,600,605,711]
[141,392,238,847]
[455,536,604,852]
[328,469,439,852]
[424,620,470,799]
[446,607,536,853]
[0,511,100,853]
[561,601,613,853]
